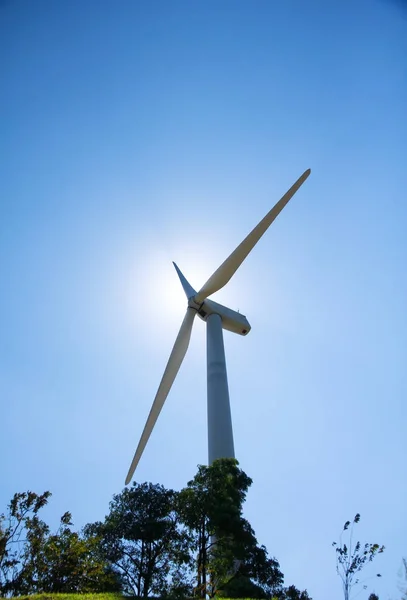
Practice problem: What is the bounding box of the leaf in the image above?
[61,511,73,526]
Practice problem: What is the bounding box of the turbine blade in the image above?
[125,307,196,484]
[194,169,311,303]
[173,262,197,299]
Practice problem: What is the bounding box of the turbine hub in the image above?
[187,296,203,311]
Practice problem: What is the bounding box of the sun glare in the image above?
[117,221,258,352]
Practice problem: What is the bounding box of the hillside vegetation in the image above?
[14,596,253,600]
[1,460,313,599]
[14,595,123,600]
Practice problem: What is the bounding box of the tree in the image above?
[0,491,117,596]
[236,539,284,597]
[19,511,119,593]
[332,513,384,600]
[277,585,313,600]
[0,490,51,596]
[1,470,311,597]
[368,593,379,600]
[85,482,191,597]
[218,574,268,598]
[178,458,284,598]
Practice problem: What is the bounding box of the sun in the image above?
[117,220,256,352]
[122,246,215,345]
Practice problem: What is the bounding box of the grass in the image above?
[12,595,253,600]
[14,595,124,600]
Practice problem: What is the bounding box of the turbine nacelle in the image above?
[175,263,251,336]
[192,297,250,336]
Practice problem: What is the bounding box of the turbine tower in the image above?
[125,169,311,485]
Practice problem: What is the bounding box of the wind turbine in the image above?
[125,169,311,485]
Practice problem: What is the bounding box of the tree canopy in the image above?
[84,482,190,597]
[1,460,314,598]
[177,459,283,597]
[0,492,116,596]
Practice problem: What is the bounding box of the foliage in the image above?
[177,458,284,598]
[1,462,312,598]
[14,594,123,600]
[332,513,384,600]
[276,585,313,599]
[84,482,191,597]
[368,593,379,600]
[0,490,51,595]
[236,541,284,597]
[0,491,117,597]
[217,574,269,598]
[218,575,312,599]
[19,512,119,593]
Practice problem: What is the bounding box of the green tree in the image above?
[235,540,284,598]
[278,585,313,599]
[178,458,283,598]
[19,511,119,593]
[0,490,51,596]
[332,513,384,600]
[0,491,117,596]
[85,482,191,597]
[218,574,268,598]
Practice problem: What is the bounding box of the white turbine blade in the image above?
[173,262,197,299]
[125,307,196,485]
[194,169,311,303]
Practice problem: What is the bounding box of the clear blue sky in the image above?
[1,1,406,598]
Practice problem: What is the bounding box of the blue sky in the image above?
[1,0,406,598]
